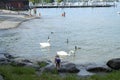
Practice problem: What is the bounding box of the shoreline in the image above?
[0,10,39,30]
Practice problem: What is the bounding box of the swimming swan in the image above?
[57,51,70,56]
[57,46,78,56]
[40,39,50,48]
[57,50,75,56]
[117,12,120,14]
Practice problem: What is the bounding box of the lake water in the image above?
[0,3,120,65]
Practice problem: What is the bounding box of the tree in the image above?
[29,0,41,4]
[57,0,63,3]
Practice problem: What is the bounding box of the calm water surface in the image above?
[0,4,120,64]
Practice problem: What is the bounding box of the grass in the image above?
[82,70,120,80]
[0,65,37,80]
[0,65,120,80]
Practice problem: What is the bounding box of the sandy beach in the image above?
[0,10,37,29]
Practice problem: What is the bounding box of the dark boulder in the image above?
[25,63,40,70]
[0,75,4,80]
[37,61,49,68]
[44,63,80,73]
[0,53,6,59]
[11,59,32,66]
[86,64,112,73]
[11,60,26,66]
[107,58,120,70]
[87,67,111,73]
[59,63,80,73]
[0,53,10,65]
[43,63,56,73]
[4,53,15,59]
[10,59,40,70]
[21,59,32,63]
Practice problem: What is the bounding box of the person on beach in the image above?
[55,55,61,70]
[33,8,37,15]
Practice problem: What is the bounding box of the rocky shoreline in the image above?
[0,53,120,78]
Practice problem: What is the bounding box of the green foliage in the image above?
[11,66,35,75]
[49,68,59,74]
[57,0,63,3]
[84,70,120,80]
[29,0,54,3]
[45,0,54,3]
[37,61,48,67]
[0,65,36,80]
[1,65,120,80]
[63,74,79,80]
[39,72,61,80]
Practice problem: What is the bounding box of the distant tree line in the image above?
[29,0,64,4]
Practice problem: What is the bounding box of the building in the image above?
[0,0,29,10]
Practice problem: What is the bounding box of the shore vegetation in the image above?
[0,65,120,80]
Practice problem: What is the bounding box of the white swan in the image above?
[57,51,70,56]
[40,39,50,48]
[57,46,78,56]
[57,50,76,56]
[117,12,120,14]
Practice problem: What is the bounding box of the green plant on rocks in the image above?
[37,61,48,68]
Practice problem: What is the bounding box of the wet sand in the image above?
[0,10,38,29]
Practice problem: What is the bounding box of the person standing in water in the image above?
[62,11,66,17]
[55,55,61,70]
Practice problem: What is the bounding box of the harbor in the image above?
[33,4,114,8]
[30,1,117,8]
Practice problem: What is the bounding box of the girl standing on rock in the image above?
[55,55,61,70]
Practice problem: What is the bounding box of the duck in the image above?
[66,38,69,44]
[40,37,50,48]
[57,46,78,56]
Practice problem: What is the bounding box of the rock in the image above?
[11,60,26,66]
[21,59,32,63]
[37,61,49,68]
[0,53,6,59]
[86,64,111,73]
[0,53,10,65]
[59,63,80,73]
[107,58,120,70]
[43,63,56,72]
[0,75,4,80]
[87,67,111,73]
[0,58,7,62]
[10,59,31,66]
[43,62,80,73]
[10,59,40,70]
[4,53,15,59]
[0,58,10,65]
[25,63,40,70]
